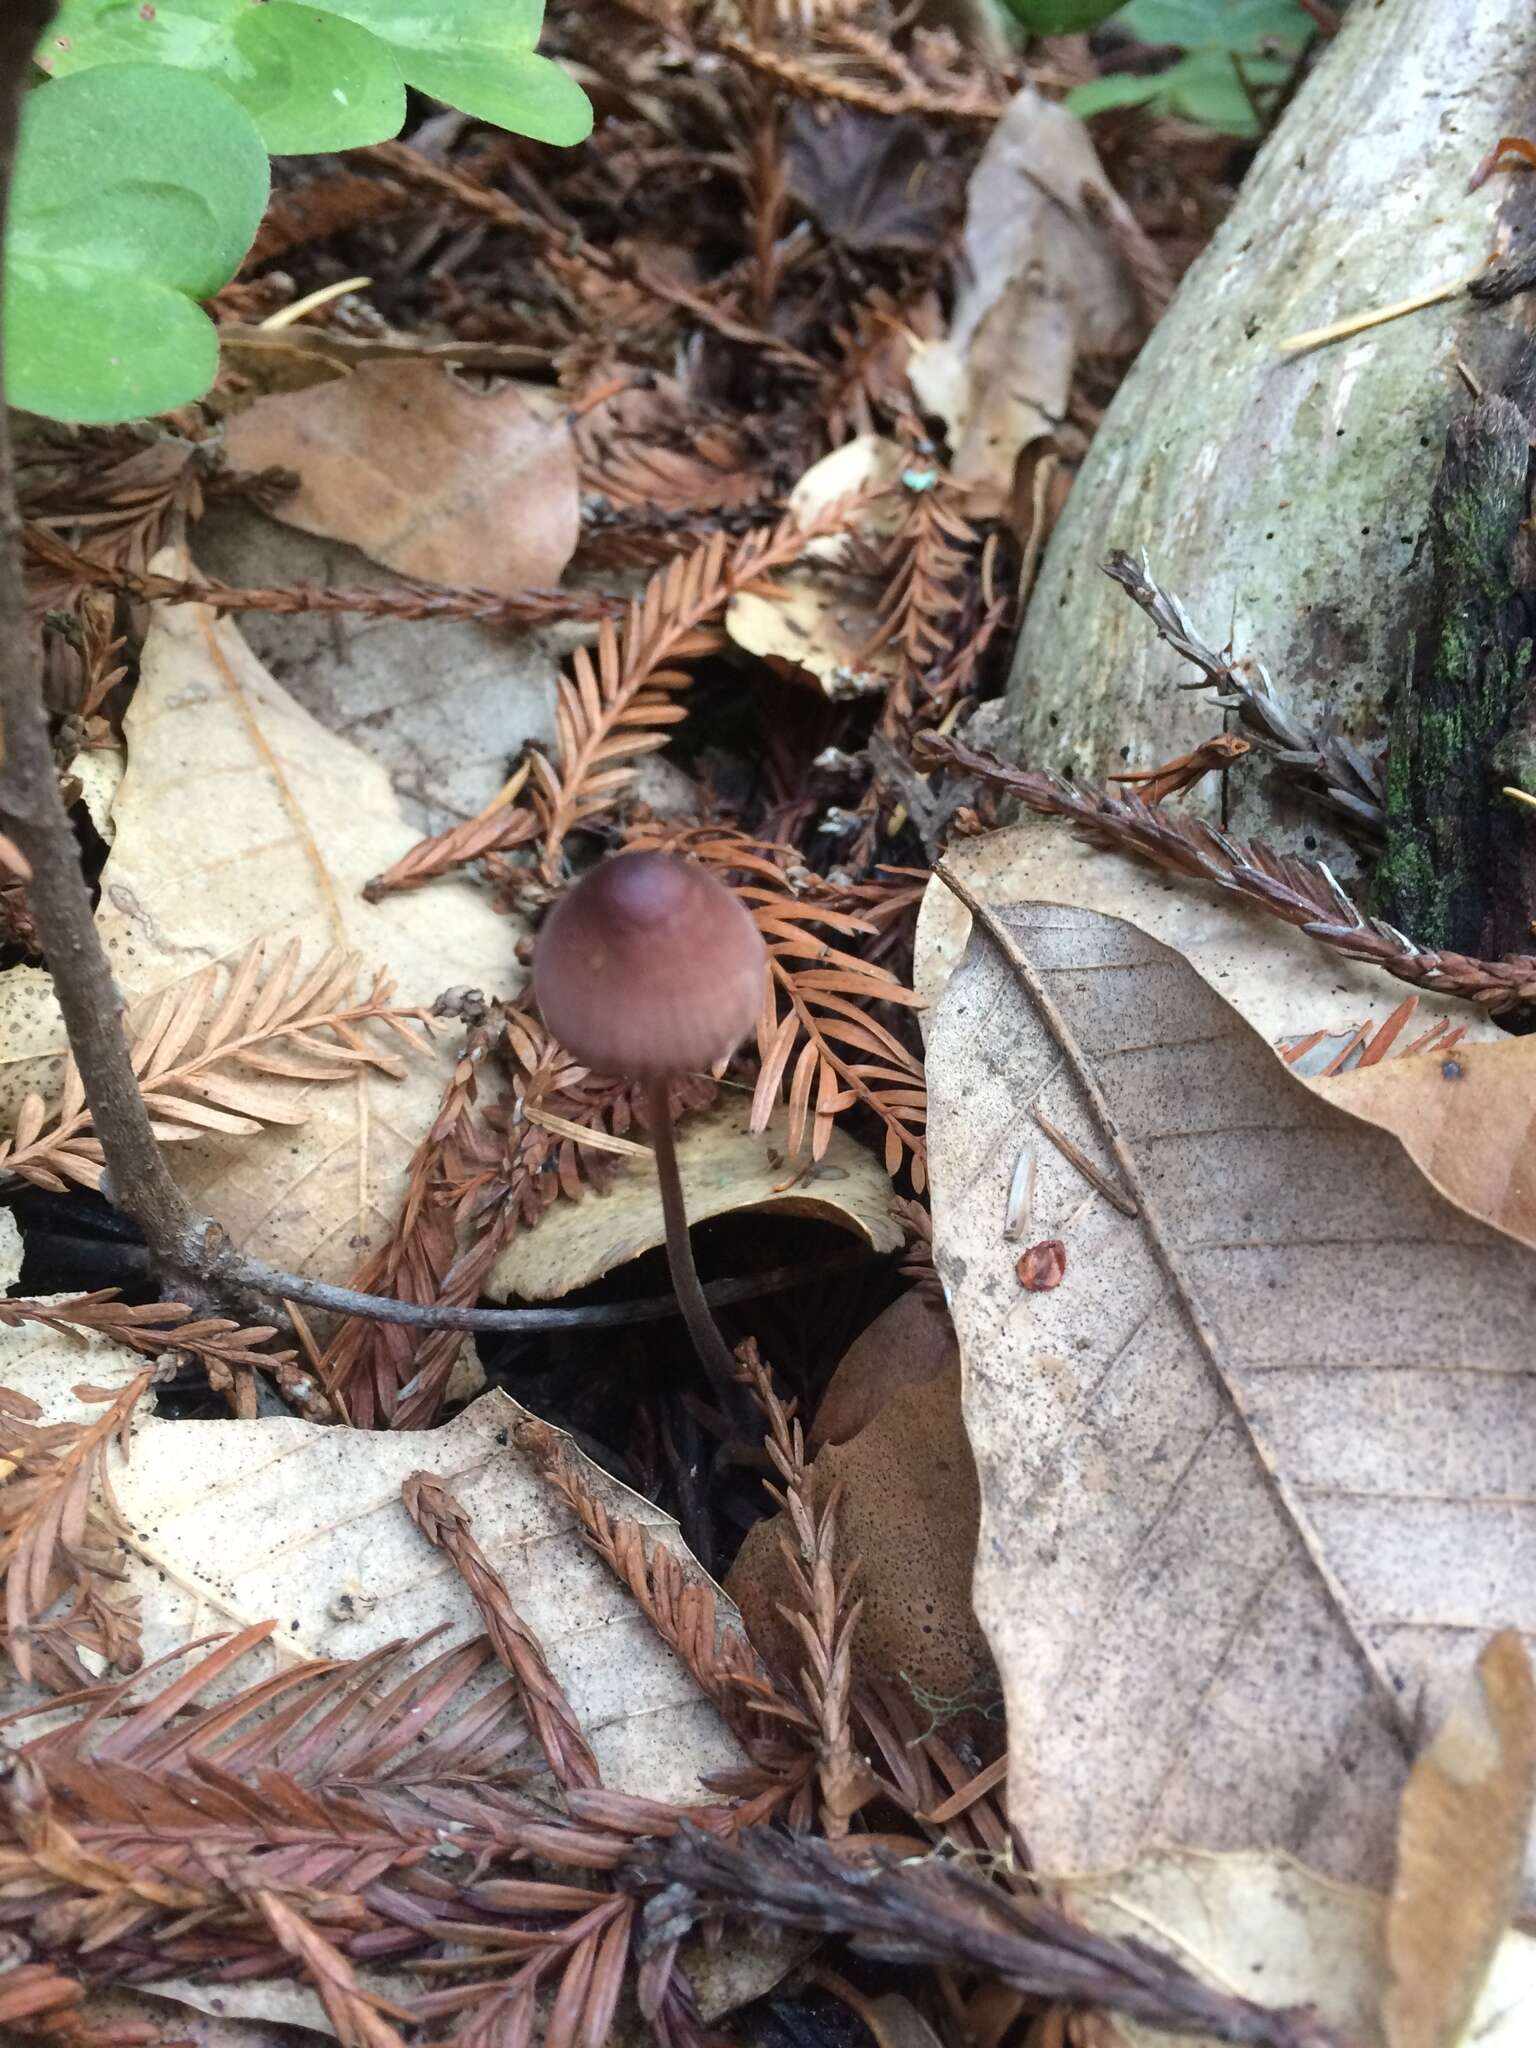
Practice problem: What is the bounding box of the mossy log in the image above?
[1000,0,1536,889]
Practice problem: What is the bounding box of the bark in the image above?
[1000,0,1536,882]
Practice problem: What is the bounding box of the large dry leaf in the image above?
[490,1097,902,1302]
[908,89,1139,516]
[194,500,568,836]
[924,895,1536,1899]
[222,360,579,595]
[1075,1849,1536,2048]
[0,1344,791,2031]
[88,566,511,1283]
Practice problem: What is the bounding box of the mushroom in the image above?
[532,851,768,1390]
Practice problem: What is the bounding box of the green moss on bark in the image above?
[1374,395,1536,953]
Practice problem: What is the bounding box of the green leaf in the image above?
[321,0,593,145]
[1067,46,1291,135]
[998,0,1127,31]
[40,0,406,152]
[6,65,269,421]
[1064,71,1169,119]
[1117,0,1315,51]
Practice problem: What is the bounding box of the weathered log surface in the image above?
[1001,0,1536,877]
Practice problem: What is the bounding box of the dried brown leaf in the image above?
[1382,1629,1536,2048]
[222,363,580,595]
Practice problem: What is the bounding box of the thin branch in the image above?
[1101,551,1384,830]
[209,1243,882,1333]
[0,1,194,1266]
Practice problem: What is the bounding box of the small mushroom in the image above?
[533,851,768,1389]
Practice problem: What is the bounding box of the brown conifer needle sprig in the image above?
[0,939,430,1195]
[1102,549,1384,830]
[628,1824,1346,2048]
[323,1008,695,1430]
[319,1014,500,1430]
[254,1892,411,2048]
[1,1610,1348,2048]
[0,1962,124,2045]
[24,526,621,631]
[531,499,864,876]
[0,1293,295,1380]
[513,1414,813,1756]
[734,1342,869,1836]
[867,471,980,738]
[366,501,862,900]
[0,1371,151,1689]
[718,27,1007,123]
[403,1471,602,1793]
[917,729,1536,1014]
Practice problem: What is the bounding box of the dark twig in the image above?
[627,1825,1347,2048]
[0,2,196,1268]
[1102,550,1384,831]
[213,1243,882,1333]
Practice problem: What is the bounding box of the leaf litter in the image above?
[6,8,1536,2045]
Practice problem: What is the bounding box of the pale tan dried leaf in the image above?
[1075,1849,1536,2048]
[924,894,1536,1903]
[489,1101,901,1304]
[73,567,510,1283]
[908,88,1140,518]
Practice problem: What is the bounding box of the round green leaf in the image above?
[400,46,592,145]
[6,66,268,421]
[5,262,218,423]
[321,0,593,145]
[39,0,405,152]
[226,5,405,152]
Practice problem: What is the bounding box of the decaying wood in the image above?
[1376,379,1536,955]
[1002,0,1536,872]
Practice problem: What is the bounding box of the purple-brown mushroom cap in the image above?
[533,852,768,1079]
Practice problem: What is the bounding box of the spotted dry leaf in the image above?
[926,896,1536,1904]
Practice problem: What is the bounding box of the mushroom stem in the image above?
[645,1078,741,1394]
